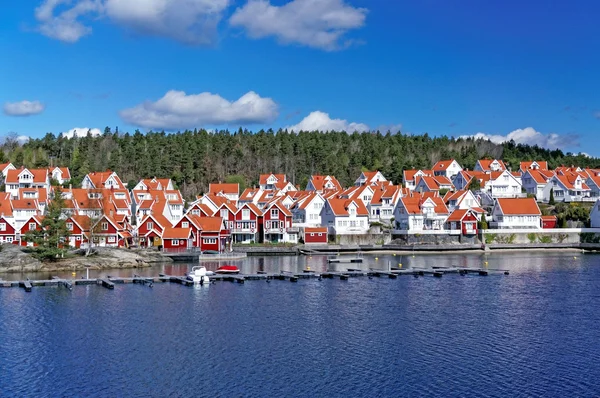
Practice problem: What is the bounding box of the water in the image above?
[2,252,600,397]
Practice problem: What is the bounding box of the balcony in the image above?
[287,227,299,233]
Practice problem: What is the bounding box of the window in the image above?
[107,236,116,243]
[29,223,36,231]
[203,238,217,244]
[182,221,189,228]
[76,236,81,241]
[318,233,323,236]
[242,209,250,219]
[172,239,179,246]
[0,223,5,231]
[270,209,279,218]
[6,237,13,243]
[66,222,73,231]
[101,222,109,231]
[192,209,200,215]
[220,209,228,219]
[147,221,154,230]
[310,233,315,236]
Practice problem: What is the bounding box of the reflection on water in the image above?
[0,251,597,281]
[1,252,600,396]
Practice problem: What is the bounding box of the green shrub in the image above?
[527,233,537,243]
[538,235,553,244]
[485,233,497,244]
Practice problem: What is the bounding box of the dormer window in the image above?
[270,209,279,218]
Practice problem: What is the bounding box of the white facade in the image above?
[321,201,369,235]
[491,201,541,230]
[394,198,448,231]
[445,191,480,212]
[354,171,387,186]
[542,175,591,203]
[521,170,551,201]
[291,194,325,227]
[433,160,462,179]
[590,200,600,228]
[483,170,522,199]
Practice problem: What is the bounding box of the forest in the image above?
[1,128,596,200]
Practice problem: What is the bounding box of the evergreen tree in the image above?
[24,187,70,261]
[549,188,555,205]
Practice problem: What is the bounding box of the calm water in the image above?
[2,252,600,397]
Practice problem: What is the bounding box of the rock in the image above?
[0,245,172,274]
[0,244,44,273]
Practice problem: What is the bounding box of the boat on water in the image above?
[215,265,240,274]
[187,266,213,284]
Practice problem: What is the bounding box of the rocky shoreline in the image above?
[0,245,172,273]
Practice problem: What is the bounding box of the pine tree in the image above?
[549,188,555,205]
[24,187,70,261]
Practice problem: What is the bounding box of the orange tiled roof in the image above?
[209,183,239,195]
[496,198,541,215]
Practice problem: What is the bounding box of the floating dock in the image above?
[0,266,508,292]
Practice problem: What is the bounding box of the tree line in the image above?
[1,128,596,200]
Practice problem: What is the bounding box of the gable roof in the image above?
[327,198,369,216]
[520,161,548,171]
[495,198,541,215]
[209,183,239,195]
[259,173,286,186]
[446,208,478,222]
[476,159,506,171]
[432,159,459,172]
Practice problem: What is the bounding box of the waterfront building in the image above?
[262,200,297,243]
[291,191,325,227]
[490,198,541,229]
[542,173,592,202]
[303,227,328,244]
[393,192,449,231]
[322,198,369,235]
[368,184,402,224]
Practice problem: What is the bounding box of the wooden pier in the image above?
[0,266,508,292]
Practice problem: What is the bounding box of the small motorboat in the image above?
[215,265,240,274]
[187,266,211,284]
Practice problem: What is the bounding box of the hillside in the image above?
[2,129,596,199]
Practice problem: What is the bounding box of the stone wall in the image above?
[336,233,393,246]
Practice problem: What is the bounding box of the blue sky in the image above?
[1,0,599,154]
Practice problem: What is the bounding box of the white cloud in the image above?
[61,127,102,139]
[3,100,46,116]
[460,127,577,150]
[376,123,403,134]
[230,0,367,50]
[120,90,278,129]
[287,111,369,132]
[34,0,230,44]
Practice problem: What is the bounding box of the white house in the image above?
[208,183,239,202]
[414,176,453,193]
[394,193,449,231]
[291,192,325,227]
[520,161,548,173]
[354,170,387,186]
[589,199,600,227]
[322,198,369,235]
[306,175,342,192]
[452,170,485,191]
[542,173,591,203]
[259,173,297,192]
[49,167,71,185]
[443,190,481,212]
[403,169,432,191]
[4,168,50,198]
[482,170,523,199]
[490,198,541,229]
[522,169,555,201]
[432,159,462,179]
[82,171,126,190]
[369,185,402,223]
[583,169,600,199]
[474,159,506,173]
[0,162,16,183]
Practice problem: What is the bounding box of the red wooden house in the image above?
[232,203,262,244]
[18,216,43,246]
[446,209,479,235]
[303,227,328,244]
[136,213,171,248]
[262,200,297,243]
[91,214,124,247]
[541,215,557,229]
[161,227,193,251]
[0,216,17,245]
[65,215,90,248]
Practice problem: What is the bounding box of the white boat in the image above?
[187,266,212,284]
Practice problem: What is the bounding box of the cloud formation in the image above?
[120,90,278,130]
[3,100,46,116]
[61,127,102,139]
[230,0,367,50]
[287,111,369,132]
[35,0,231,44]
[460,127,578,150]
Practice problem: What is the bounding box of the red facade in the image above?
[0,216,17,245]
[541,216,557,229]
[461,212,478,235]
[304,227,328,244]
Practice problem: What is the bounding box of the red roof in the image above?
[209,183,239,195]
[305,227,328,233]
[162,227,192,239]
[195,217,224,232]
[520,161,548,171]
[327,198,369,216]
[476,159,506,171]
[259,173,286,186]
[496,198,541,215]
[432,160,457,172]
